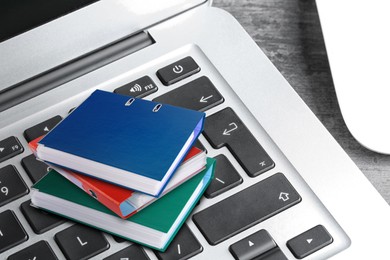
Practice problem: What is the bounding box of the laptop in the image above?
[0,0,389,259]
[316,0,390,154]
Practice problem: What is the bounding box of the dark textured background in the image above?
[212,0,390,203]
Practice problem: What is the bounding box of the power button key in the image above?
[157,56,200,85]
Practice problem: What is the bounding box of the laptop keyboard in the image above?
[0,51,347,259]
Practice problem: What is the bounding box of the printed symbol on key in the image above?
[0,147,4,152]
[177,244,181,255]
[279,192,289,202]
[200,95,213,103]
[0,181,8,196]
[173,65,184,74]
[77,236,88,246]
[223,122,238,136]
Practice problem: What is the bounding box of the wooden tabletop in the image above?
[213,0,390,203]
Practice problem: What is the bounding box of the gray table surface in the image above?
[212,0,390,204]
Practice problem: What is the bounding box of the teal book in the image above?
[36,90,205,196]
[31,158,215,251]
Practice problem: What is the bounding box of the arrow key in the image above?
[0,136,24,163]
[287,225,333,259]
[229,230,277,260]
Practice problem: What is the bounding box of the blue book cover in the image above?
[37,90,205,196]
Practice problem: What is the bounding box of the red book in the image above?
[29,136,206,219]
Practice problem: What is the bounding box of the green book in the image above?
[31,158,215,251]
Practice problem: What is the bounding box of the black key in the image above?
[8,240,58,260]
[104,244,149,260]
[112,235,127,243]
[22,154,51,183]
[157,56,200,85]
[0,210,28,253]
[155,224,202,260]
[204,108,275,177]
[0,136,24,163]
[253,247,288,260]
[194,140,206,153]
[193,173,301,245]
[24,115,62,142]
[55,224,109,260]
[205,154,242,198]
[287,225,333,259]
[153,76,224,111]
[229,230,276,260]
[114,76,158,98]
[0,165,29,207]
[21,200,65,234]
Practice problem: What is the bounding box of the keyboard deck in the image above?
[0,47,348,259]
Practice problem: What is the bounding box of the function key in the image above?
[0,136,24,163]
[229,230,276,260]
[114,76,158,98]
[155,224,202,260]
[21,200,65,234]
[193,173,301,245]
[153,76,224,111]
[204,154,242,198]
[287,225,333,259]
[0,165,29,207]
[203,107,275,177]
[157,56,200,85]
[24,115,62,142]
[0,210,28,254]
[55,224,109,260]
[104,244,149,260]
[8,240,58,260]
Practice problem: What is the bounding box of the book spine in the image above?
[58,169,125,218]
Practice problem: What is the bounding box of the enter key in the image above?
[203,107,275,177]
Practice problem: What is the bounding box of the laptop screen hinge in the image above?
[0,31,154,112]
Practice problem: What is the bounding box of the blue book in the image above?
[36,90,205,196]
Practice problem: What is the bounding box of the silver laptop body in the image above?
[1,0,389,259]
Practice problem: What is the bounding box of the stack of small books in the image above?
[29,90,215,252]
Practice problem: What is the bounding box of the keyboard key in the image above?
[229,230,276,260]
[193,173,301,245]
[24,115,62,142]
[205,154,242,198]
[0,136,24,163]
[153,76,224,111]
[114,76,158,98]
[157,56,200,85]
[155,224,202,260]
[112,235,127,243]
[104,244,149,260]
[8,240,58,260]
[0,165,29,207]
[254,247,288,260]
[21,200,65,234]
[22,154,51,183]
[0,210,28,253]
[203,107,275,177]
[194,140,206,153]
[55,224,109,260]
[287,225,333,259]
